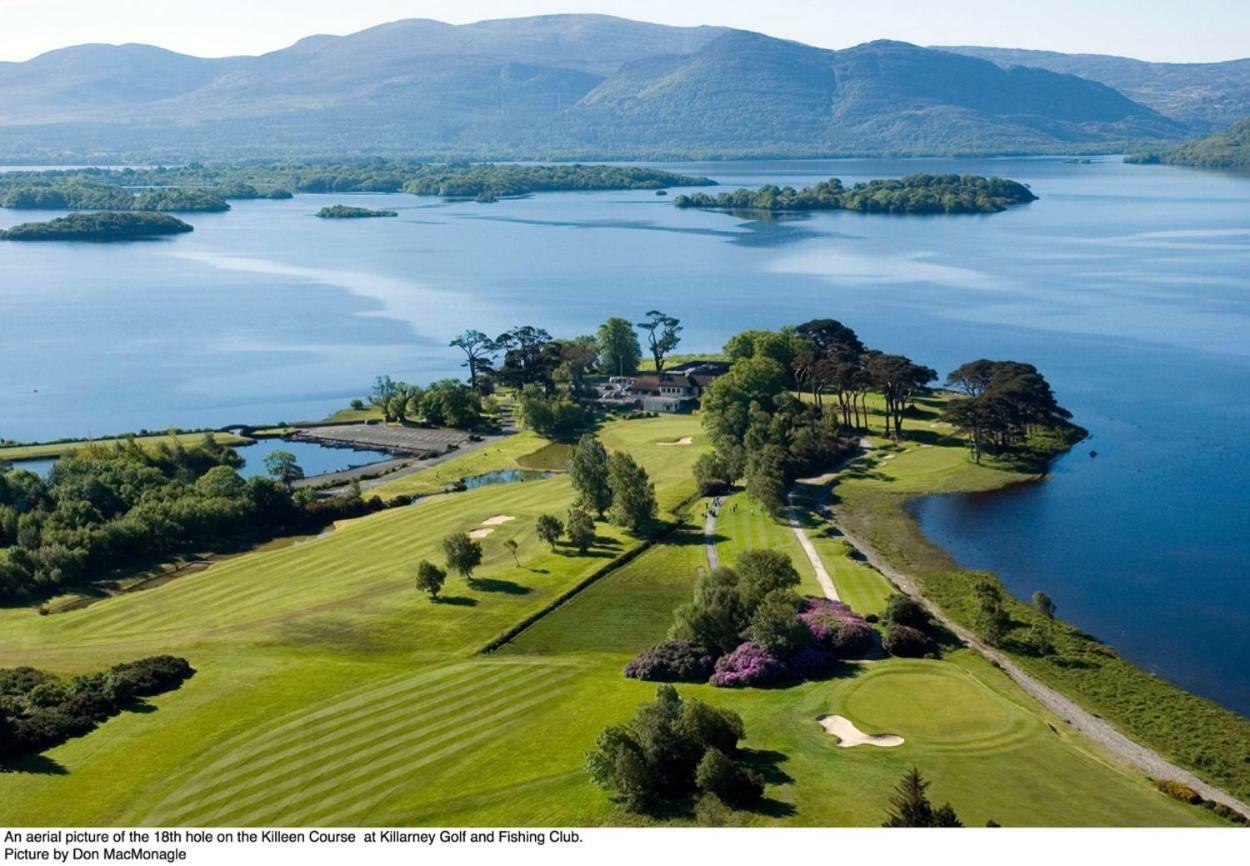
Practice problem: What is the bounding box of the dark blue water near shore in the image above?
[1,156,1248,713]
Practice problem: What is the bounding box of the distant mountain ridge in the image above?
[0,14,1227,160]
[941,46,1250,130]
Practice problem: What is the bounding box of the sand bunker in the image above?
[480,515,516,527]
[817,714,905,749]
[657,437,694,446]
[468,528,494,539]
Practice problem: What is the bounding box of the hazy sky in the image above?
[1,0,1246,63]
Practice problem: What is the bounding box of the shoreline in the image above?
[832,453,1250,817]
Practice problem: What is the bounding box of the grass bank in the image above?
[832,396,1250,805]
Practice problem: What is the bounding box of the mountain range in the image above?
[0,14,1242,161]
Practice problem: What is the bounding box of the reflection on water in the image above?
[3,157,1249,713]
[458,469,555,489]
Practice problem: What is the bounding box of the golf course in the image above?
[0,406,1230,827]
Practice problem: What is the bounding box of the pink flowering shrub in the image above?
[710,642,790,688]
[799,597,873,658]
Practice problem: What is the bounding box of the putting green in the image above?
[838,661,1030,753]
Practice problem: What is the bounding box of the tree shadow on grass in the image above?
[2,754,68,776]
[593,535,623,549]
[472,578,532,595]
[738,749,797,818]
[904,428,965,448]
[435,595,478,607]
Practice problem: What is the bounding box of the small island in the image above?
[0,211,194,241]
[674,173,1037,215]
[316,205,399,219]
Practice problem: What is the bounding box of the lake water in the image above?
[1,157,1248,713]
[10,439,393,480]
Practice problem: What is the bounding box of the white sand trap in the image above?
[882,454,896,461]
[480,514,516,527]
[657,437,694,446]
[817,714,905,749]
[468,528,494,539]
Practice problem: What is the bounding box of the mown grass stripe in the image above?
[157,667,576,825]
[189,672,575,826]
[152,664,507,812]
[282,680,577,826]
[154,665,551,819]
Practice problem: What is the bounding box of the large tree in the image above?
[597,317,643,377]
[494,325,556,390]
[569,434,613,517]
[607,452,657,534]
[263,451,304,490]
[866,352,936,438]
[942,360,1071,458]
[636,310,682,372]
[449,330,496,391]
[442,532,483,581]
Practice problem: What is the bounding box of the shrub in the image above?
[695,747,765,807]
[624,640,717,683]
[710,642,790,688]
[668,567,746,654]
[883,594,930,629]
[1155,779,1203,805]
[106,655,193,698]
[746,591,811,656]
[0,656,193,762]
[883,625,936,658]
[799,597,873,658]
[735,550,801,611]
[677,699,745,755]
[585,685,754,814]
[1202,800,1249,824]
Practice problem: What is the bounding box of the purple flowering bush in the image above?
[799,598,873,659]
[710,642,790,688]
[624,640,717,682]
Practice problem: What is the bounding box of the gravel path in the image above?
[833,510,1250,820]
[703,496,724,570]
[786,489,840,601]
[699,440,1249,820]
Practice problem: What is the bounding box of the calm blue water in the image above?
[233,440,390,478]
[9,440,391,480]
[1,157,1247,712]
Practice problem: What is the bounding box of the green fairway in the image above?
[0,399,1227,827]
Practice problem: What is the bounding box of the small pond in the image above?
[8,438,393,480]
[458,469,555,490]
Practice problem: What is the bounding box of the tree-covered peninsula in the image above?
[316,205,399,219]
[674,174,1037,214]
[0,180,230,212]
[1127,116,1250,169]
[0,163,715,211]
[0,212,194,241]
